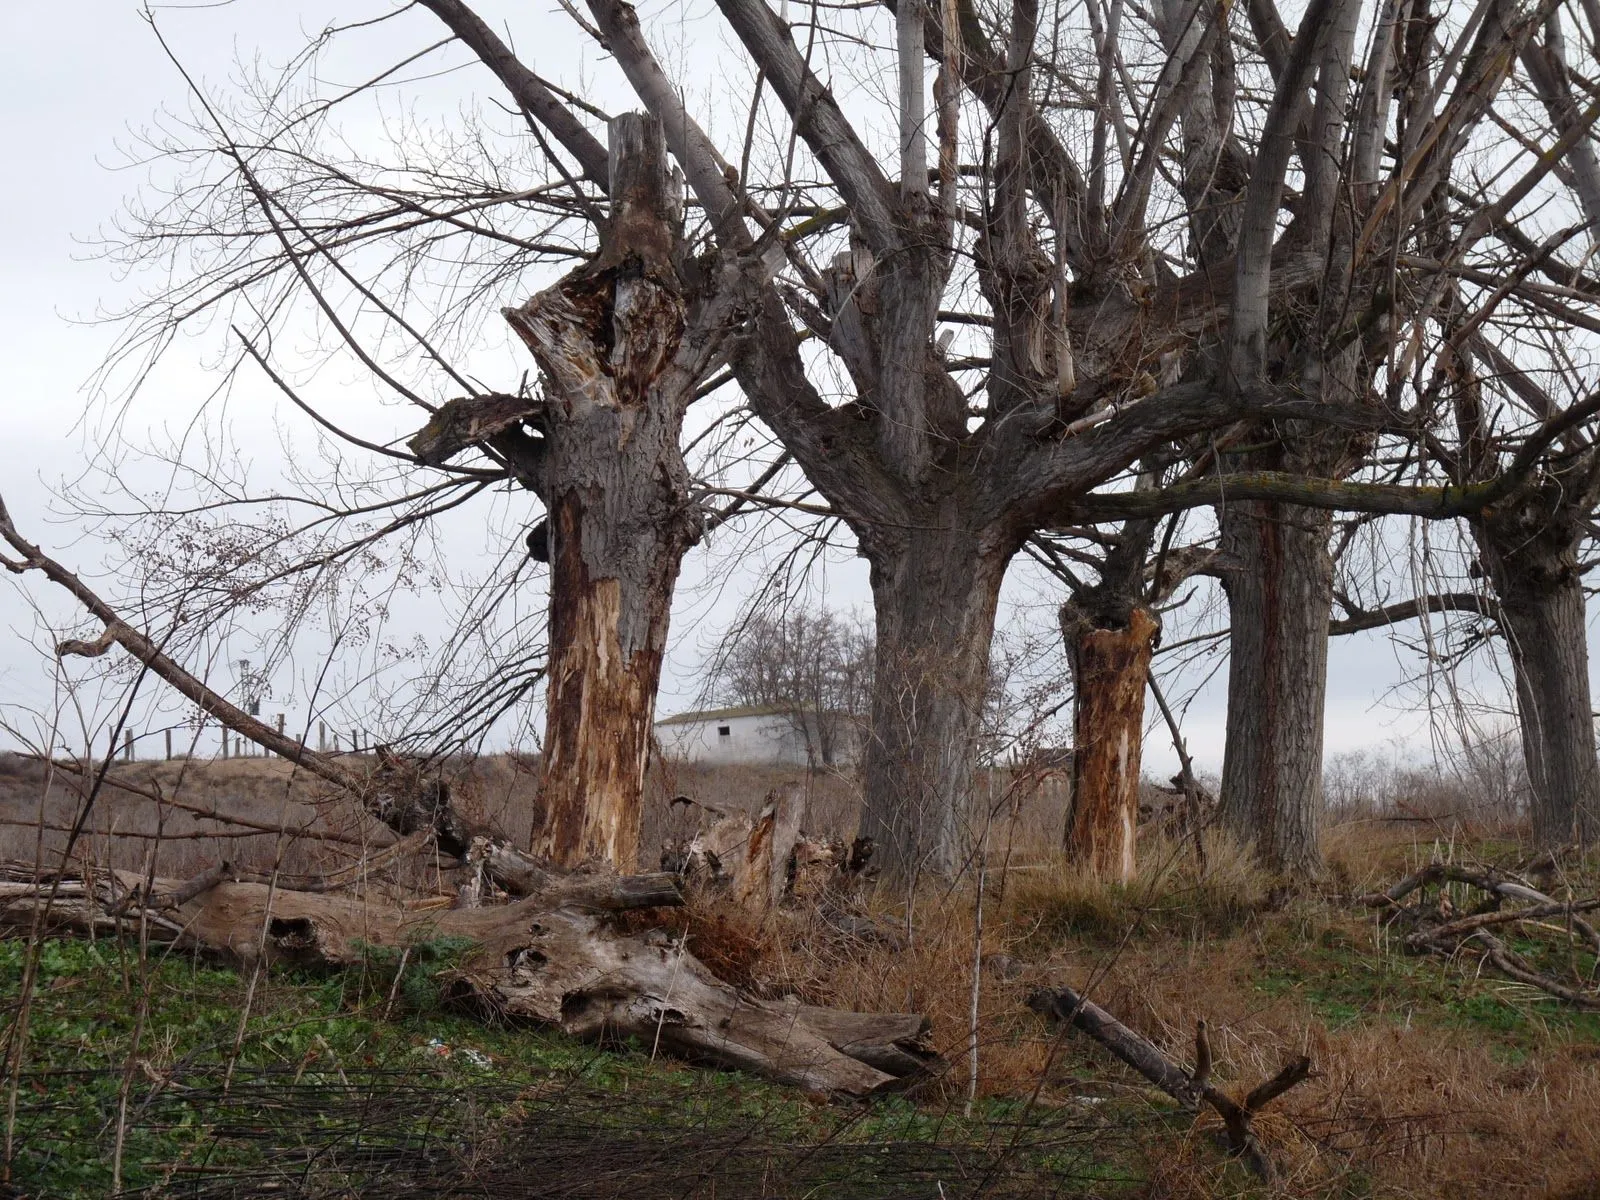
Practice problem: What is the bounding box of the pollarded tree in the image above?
[90,0,1600,884]
[1084,0,1600,872]
[356,0,1370,878]
[88,3,823,872]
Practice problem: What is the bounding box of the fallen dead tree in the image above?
[1029,986,1313,1181]
[1360,862,1600,1009]
[0,859,939,1096]
[0,500,942,1097]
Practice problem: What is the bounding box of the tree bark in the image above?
[503,114,703,871]
[858,516,1012,878]
[1473,486,1600,846]
[1217,500,1334,876]
[1061,604,1158,880]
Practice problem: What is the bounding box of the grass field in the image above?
[3,757,1598,1197]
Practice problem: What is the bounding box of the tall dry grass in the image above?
[665,823,1600,1199]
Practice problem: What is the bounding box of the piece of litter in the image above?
[416,1037,492,1068]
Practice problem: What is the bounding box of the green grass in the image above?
[1248,913,1600,1049]
[1,937,596,1195]
[0,938,1140,1199]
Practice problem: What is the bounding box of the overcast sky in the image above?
[0,1,1557,777]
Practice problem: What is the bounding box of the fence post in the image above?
[165,728,173,760]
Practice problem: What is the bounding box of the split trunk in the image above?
[504,114,703,871]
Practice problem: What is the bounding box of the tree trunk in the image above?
[1061,604,1159,880]
[1217,500,1334,876]
[504,114,701,872]
[1474,490,1600,846]
[858,517,1011,878]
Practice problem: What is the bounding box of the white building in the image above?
[654,705,861,768]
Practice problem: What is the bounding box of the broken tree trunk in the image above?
[662,783,807,918]
[502,113,708,872]
[1,861,942,1097]
[1061,602,1159,881]
[0,498,944,1098]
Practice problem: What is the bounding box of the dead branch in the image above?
[1029,985,1313,1181]
[0,497,569,898]
[1361,863,1600,1007]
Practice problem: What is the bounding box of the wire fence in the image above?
[7,1065,1135,1199]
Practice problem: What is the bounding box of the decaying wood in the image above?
[1360,863,1600,1008]
[1,861,941,1097]
[0,488,939,1098]
[1029,985,1313,1181]
[663,787,877,923]
[1061,604,1159,881]
[501,112,712,873]
[407,392,546,466]
[663,784,805,917]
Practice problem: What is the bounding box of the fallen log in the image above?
[0,496,945,1097]
[1,862,941,1097]
[1029,985,1312,1181]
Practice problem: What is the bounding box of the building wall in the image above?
[656,712,814,767]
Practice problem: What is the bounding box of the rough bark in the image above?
[858,517,1012,878]
[1473,482,1600,846]
[1061,604,1158,881]
[1217,500,1335,876]
[502,114,704,871]
[1,863,941,1097]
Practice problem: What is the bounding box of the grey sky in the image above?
[0,1,1555,777]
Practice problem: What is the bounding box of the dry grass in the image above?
[6,751,1598,1196]
[664,824,1600,1199]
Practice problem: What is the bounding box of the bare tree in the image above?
[711,606,873,767]
[75,0,1600,883]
